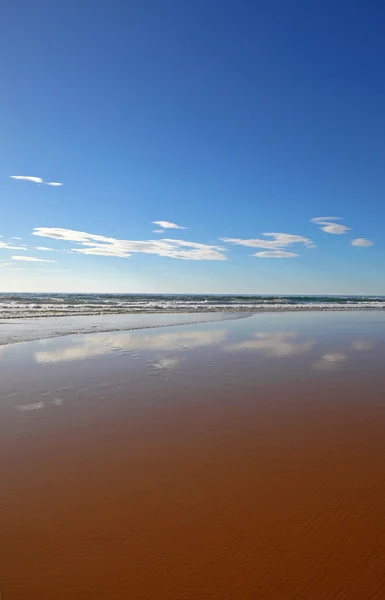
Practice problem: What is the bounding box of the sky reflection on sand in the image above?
[22,317,381,373]
[34,328,227,364]
[224,331,315,356]
[351,340,374,351]
[0,313,383,407]
[312,353,348,370]
[3,313,385,600]
[31,324,379,378]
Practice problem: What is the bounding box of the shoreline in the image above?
[1,305,385,320]
[0,311,249,348]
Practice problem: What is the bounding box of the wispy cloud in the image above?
[222,233,314,249]
[319,223,349,234]
[310,216,350,234]
[221,232,314,258]
[12,236,23,240]
[252,250,299,258]
[35,246,54,251]
[10,175,63,186]
[152,220,186,230]
[10,175,43,183]
[32,227,226,260]
[12,256,57,263]
[0,241,27,251]
[311,217,342,223]
[351,238,373,247]
[153,229,165,234]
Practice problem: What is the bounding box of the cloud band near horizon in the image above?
[32,227,226,260]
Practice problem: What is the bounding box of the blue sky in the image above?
[1,0,384,294]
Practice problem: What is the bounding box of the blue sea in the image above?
[1,292,385,319]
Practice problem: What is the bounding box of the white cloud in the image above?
[10,175,44,184]
[12,236,23,240]
[310,217,350,234]
[10,175,63,186]
[12,256,57,263]
[221,232,314,258]
[153,229,165,234]
[153,220,186,230]
[0,241,27,251]
[320,223,350,234]
[225,332,314,356]
[73,246,131,258]
[32,227,226,261]
[310,217,342,223]
[351,238,373,247]
[222,232,314,249]
[35,246,55,251]
[253,250,299,258]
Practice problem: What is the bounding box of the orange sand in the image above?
[2,385,385,599]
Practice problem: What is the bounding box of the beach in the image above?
[3,0,385,597]
[1,311,385,599]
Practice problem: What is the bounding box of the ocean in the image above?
[1,293,385,319]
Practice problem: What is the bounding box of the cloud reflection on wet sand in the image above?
[35,328,227,364]
[224,332,315,357]
[34,327,378,371]
[351,340,374,351]
[2,314,385,600]
[313,353,348,370]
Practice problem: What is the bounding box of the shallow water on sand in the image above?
[0,311,242,346]
[1,311,385,599]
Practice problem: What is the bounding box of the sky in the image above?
[1,0,384,294]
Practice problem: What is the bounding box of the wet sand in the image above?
[1,312,385,599]
[0,311,240,346]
